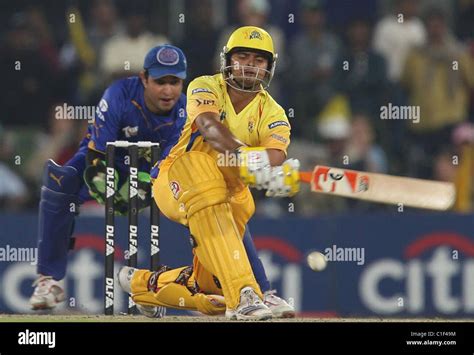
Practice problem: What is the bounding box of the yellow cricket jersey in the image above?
[161,73,291,190]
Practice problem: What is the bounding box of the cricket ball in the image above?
[307,251,327,271]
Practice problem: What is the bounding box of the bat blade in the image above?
[299,166,456,211]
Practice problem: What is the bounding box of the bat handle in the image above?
[299,171,312,184]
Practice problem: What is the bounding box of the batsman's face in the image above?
[230,51,269,89]
[143,75,183,114]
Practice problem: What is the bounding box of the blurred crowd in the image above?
[0,0,473,216]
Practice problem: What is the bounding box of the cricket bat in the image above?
[299,166,456,211]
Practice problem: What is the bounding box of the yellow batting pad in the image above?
[130,267,226,315]
[168,151,228,217]
[154,283,226,315]
[152,168,187,225]
[168,151,262,309]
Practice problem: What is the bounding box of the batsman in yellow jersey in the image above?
[118,26,300,320]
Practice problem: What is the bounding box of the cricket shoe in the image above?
[264,290,295,318]
[30,276,65,310]
[136,304,166,319]
[117,266,166,319]
[225,287,273,321]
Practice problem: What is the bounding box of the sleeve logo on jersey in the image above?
[196,99,215,106]
[270,133,288,144]
[268,121,289,129]
[99,99,108,112]
[191,88,212,95]
[96,107,105,121]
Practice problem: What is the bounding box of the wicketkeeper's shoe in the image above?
[263,290,295,318]
[30,275,65,310]
[225,287,273,321]
[117,266,166,319]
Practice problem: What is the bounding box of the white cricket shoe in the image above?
[136,304,166,318]
[225,287,273,321]
[117,266,166,319]
[263,290,295,318]
[30,276,65,310]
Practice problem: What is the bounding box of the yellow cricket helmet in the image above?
[220,26,278,92]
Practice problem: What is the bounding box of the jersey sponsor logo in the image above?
[268,121,289,129]
[157,47,179,66]
[249,30,263,40]
[169,181,181,199]
[196,99,215,106]
[191,88,212,95]
[270,133,287,144]
[122,126,139,138]
[99,99,108,112]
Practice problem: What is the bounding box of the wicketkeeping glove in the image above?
[116,171,152,211]
[84,159,116,205]
[84,159,152,214]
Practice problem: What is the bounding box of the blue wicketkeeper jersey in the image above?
[84,76,187,174]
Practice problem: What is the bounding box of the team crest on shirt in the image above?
[248,119,255,133]
[249,30,262,40]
